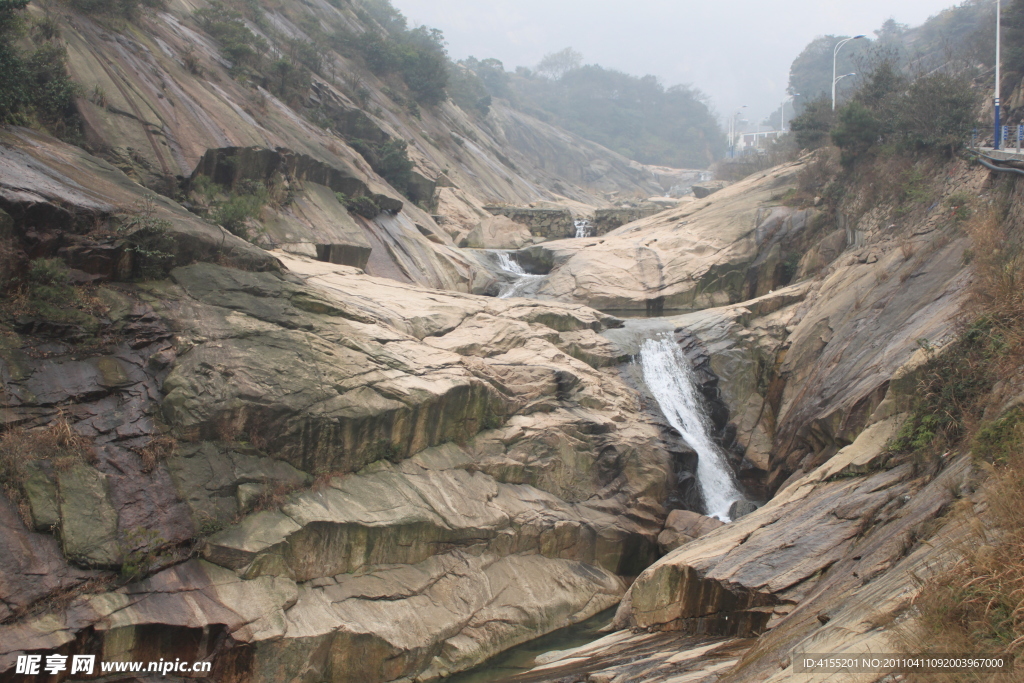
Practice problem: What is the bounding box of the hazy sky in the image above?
[391,0,971,122]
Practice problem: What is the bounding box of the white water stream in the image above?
[493,251,544,299]
[574,218,593,238]
[638,335,744,521]
[495,251,525,275]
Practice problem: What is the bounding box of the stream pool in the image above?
[442,607,617,682]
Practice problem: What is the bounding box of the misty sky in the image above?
[392,0,974,122]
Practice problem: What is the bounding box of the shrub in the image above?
[830,100,882,165]
[348,137,412,195]
[0,1,79,137]
[0,415,94,520]
[194,2,268,72]
[349,5,449,106]
[829,65,979,162]
[790,95,835,150]
[448,62,491,115]
[215,192,265,238]
[887,321,1001,459]
[336,192,380,218]
[187,178,268,242]
[69,0,141,17]
[116,196,176,279]
[399,26,448,105]
[266,57,310,106]
[0,257,104,333]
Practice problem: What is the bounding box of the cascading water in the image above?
[638,335,744,521]
[492,250,543,299]
[495,251,526,275]
[574,219,593,238]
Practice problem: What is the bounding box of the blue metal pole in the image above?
[996,102,1002,150]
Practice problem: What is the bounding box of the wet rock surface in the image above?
[531,161,817,311]
[0,150,673,680]
[657,509,725,552]
[0,44,1000,683]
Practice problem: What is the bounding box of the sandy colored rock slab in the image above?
[517,629,751,683]
[0,551,623,683]
[657,509,725,552]
[463,215,533,249]
[531,162,809,311]
[0,128,277,274]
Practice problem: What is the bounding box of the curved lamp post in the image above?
[832,35,865,110]
[728,105,747,158]
[781,93,798,132]
[832,73,857,109]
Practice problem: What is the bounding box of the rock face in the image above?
[461,215,533,249]
[0,131,675,681]
[657,509,725,552]
[483,206,576,240]
[54,0,670,251]
[691,180,731,198]
[0,128,279,275]
[531,161,817,311]
[551,155,992,683]
[619,411,974,679]
[592,206,663,234]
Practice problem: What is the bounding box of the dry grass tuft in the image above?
[137,434,177,472]
[247,481,300,515]
[0,414,94,525]
[899,236,916,261]
[896,179,1024,678]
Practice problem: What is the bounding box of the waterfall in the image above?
[491,250,543,299]
[499,274,543,298]
[574,219,593,238]
[495,251,526,275]
[638,335,744,521]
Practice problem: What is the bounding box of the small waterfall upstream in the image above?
[495,251,526,275]
[574,218,593,238]
[638,335,744,521]
[492,250,544,299]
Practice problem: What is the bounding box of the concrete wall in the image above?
[483,206,575,240]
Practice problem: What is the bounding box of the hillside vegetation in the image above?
[785,0,997,117]
[452,50,724,168]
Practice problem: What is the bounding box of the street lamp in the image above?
[832,73,857,108]
[995,0,1002,149]
[781,93,798,132]
[728,105,747,158]
[833,35,865,110]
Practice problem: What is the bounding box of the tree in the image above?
[448,61,491,115]
[790,96,835,150]
[898,73,978,153]
[399,26,448,105]
[829,66,978,161]
[831,101,881,165]
[535,47,582,80]
[506,62,723,167]
[0,0,78,135]
[1004,0,1024,77]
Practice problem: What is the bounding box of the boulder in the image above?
[57,465,121,567]
[533,162,814,311]
[463,215,534,249]
[657,509,725,552]
[691,180,731,198]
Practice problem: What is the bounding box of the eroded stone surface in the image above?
[531,162,814,311]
